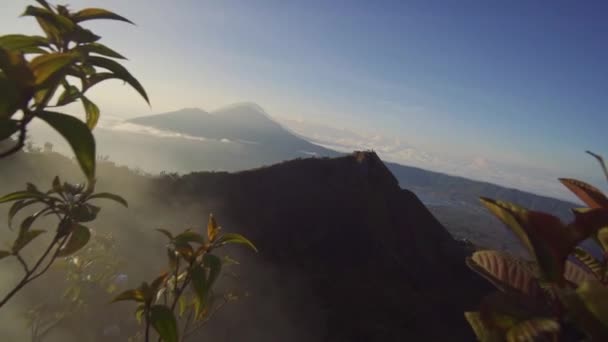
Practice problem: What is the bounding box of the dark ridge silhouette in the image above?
[153,151,490,341]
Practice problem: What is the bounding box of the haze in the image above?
[2,0,607,199]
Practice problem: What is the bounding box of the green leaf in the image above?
[81,72,114,92]
[190,264,208,305]
[87,192,128,207]
[207,214,219,243]
[464,311,499,342]
[203,254,222,291]
[67,27,101,44]
[0,119,19,140]
[55,84,80,106]
[572,247,604,281]
[30,52,77,86]
[72,8,135,25]
[214,233,258,252]
[156,229,174,240]
[112,289,145,303]
[80,96,100,129]
[8,200,38,229]
[149,305,178,342]
[174,230,205,245]
[0,72,22,119]
[0,250,11,260]
[71,204,100,223]
[506,318,560,342]
[36,111,95,180]
[57,224,90,256]
[77,43,125,59]
[178,296,187,317]
[577,280,608,327]
[0,190,43,204]
[88,56,149,104]
[135,304,145,324]
[0,35,49,54]
[22,6,75,41]
[12,230,45,253]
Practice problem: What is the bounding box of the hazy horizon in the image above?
[3,0,607,200]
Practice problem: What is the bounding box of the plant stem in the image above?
[0,236,59,308]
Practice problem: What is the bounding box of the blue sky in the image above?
[3,0,608,198]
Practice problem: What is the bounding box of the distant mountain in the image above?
[128,103,337,156]
[26,102,581,252]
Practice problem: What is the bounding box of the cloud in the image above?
[280,118,576,201]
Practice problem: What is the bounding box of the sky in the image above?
[2,0,608,199]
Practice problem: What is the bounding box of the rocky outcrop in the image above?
[157,151,490,341]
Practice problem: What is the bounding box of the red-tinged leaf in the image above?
[564,260,595,286]
[572,208,608,242]
[57,224,90,256]
[467,250,541,297]
[559,178,608,209]
[72,8,134,25]
[207,214,219,242]
[149,305,178,342]
[112,289,145,303]
[480,198,580,284]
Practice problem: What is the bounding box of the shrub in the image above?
[466,151,608,341]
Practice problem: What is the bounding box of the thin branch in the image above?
[16,254,30,273]
[0,234,60,307]
[30,234,69,281]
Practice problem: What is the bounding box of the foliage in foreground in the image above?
[114,214,257,342]
[0,3,257,342]
[466,151,608,341]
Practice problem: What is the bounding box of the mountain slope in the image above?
[0,149,489,341]
[154,151,489,341]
